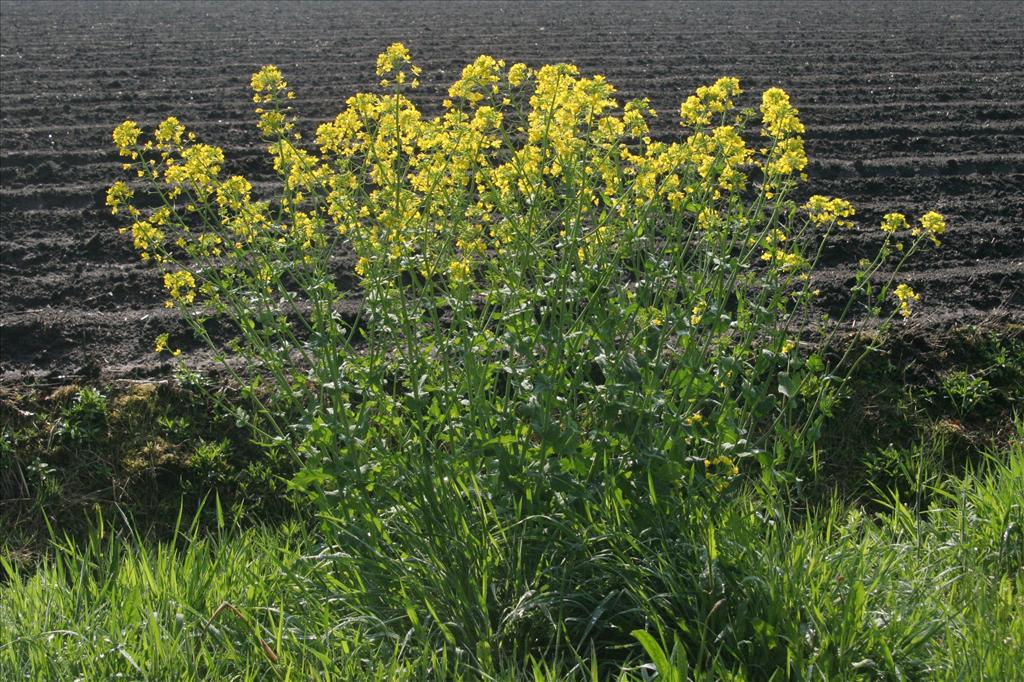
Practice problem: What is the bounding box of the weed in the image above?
[942,369,992,417]
[55,387,108,446]
[188,439,231,484]
[100,45,962,670]
[3,429,1021,679]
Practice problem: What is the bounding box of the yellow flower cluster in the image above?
[113,120,142,158]
[448,55,504,105]
[164,143,225,198]
[447,258,473,285]
[760,88,805,139]
[759,88,807,185]
[507,62,531,88]
[879,210,947,249]
[105,181,135,216]
[913,211,947,246]
[696,207,720,231]
[690,302,707,326]
[880,212,910,233]
[623,98,653,138]
[163,270,196,308]
[704,454,740,478]
[127,218,164,261]
[686,125,752,194]
[251,65,293,104]
[893,283,920,318]
[251,66,298,143]
[375,42,420,88]
[153,332,181,356]
[679,77,741,127]
[154,117,185,146]
[803,195,855,228]
[113,44,932,309]
[759,228,807,272]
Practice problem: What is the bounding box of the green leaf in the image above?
[288,467,332,494]
[631,630,671,678]
[807,353,825,373]
[778,372,797,399]
[215,493,224,531]
[621,352,642,384]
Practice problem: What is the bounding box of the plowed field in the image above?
[2,0,1022,382]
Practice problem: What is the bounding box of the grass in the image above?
[2,327,1020,678]
[2,419,1021,679]
[1,380,295,568]
[2,328,1021,678]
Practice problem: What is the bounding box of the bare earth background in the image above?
[1,0,1022,383]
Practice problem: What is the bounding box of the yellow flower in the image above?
[251,64,284,92]
[163,270,196,307]
[758,87,808,185]
[893,283,920,318]
[760,88,805,139]
[471,105,503,132]
[696,208,719,231]
[679,77,741,128]
[250,65,293,103]
[507,62,531,87]
[257,110,288,136]
[216,175,253,212]
[154,333,182,357]
[447,258,473,285]
[762,136,807,179]
[913,211,946,246]
[163,144,225,195]
[690,302,707,326]
[803,195,855,228]
[130,218,165,257]
[880,212,910,233]
[105,181,133,215]
[761,248,808,272]
[376,42,412,77]
[622,98,652,138]
[154,117,185,146]
[704,455,740,477]
[113,120,142,156]
[449,55,505,105]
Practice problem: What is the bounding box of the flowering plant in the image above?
[108,44,945,656]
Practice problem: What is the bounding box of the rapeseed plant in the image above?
[881,211,911,233]
[109,40,949,482]
[107,43,950,670]
[917,209,948,245]
[894,282,921,318]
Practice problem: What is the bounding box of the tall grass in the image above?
[3,423,1021,679]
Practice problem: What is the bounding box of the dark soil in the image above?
[2,0,1022,383]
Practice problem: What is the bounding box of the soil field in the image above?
[2,0,1022,383]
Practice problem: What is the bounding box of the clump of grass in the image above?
[2,508,307,680]
[808,326,1023,505]
[0,382,291,568]
[3,422,1021,679]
